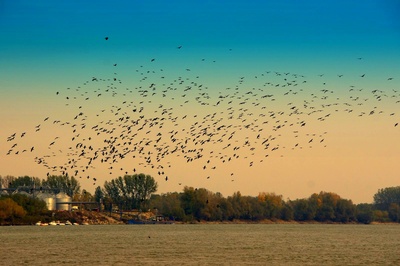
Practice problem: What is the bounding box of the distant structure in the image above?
[36,192,57,211]
[55,192,72,211]
[1,186,100,211]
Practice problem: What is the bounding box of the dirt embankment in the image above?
[53,210,124,225]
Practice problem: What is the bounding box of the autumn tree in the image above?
[258,192,284,220]
[0,198,26,225]
[388,203,400,222]
[372,209,390,222]
[8,193,47,216]
[308,192,341,222]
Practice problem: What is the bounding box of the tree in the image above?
[94,186,104,203]
[200,191,225,221]
[217,197,234,221]
[103,174,158,211]
[309,192,343,222]
[373,209,389,222]
[136,174,158,210]
[225,192,262,221]
[103,179,123,210]
[317,192,338,221]
[246,196,265,221]
[373,186,400,211]
[292,199,315,221]
[150,192,185,221]
[280,202,294,221]
[180,186,206,221]
[335,199,356,223]
[227,191,244,220]
[356,203,374,224]
[73,189,94,202]
[8,194,47,215]
[2,176,42,193]
[0,198,26,225]
[388,203,400,222]
[42,175,81,197]
[258,192,284,220]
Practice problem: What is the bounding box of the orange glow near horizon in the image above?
[1,60,399,205]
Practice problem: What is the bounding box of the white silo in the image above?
[36,192,57,211]
[56,192,71,211]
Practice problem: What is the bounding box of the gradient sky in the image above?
[1,0,399,203]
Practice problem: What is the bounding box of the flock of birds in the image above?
[3,37,399,188]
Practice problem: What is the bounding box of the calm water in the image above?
[0,224,399,265]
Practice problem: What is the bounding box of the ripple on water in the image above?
[0,224,399,265]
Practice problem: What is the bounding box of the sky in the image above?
[1,0,399,203]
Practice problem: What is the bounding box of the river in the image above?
[0,224,399,265]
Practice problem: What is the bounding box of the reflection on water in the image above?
[0,224,399,265]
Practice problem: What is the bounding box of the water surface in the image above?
[1,224,399,265]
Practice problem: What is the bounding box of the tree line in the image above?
[149,189,373,223]
[1,174,399,224]
[0,175,80,197]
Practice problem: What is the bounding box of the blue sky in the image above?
[1,1,399,56]
[1,0,399,95]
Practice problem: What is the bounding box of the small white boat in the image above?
[35,221,42,226]
[49,221,57,226]
[65,220,72,226]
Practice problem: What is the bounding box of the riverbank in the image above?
[2,210,399,226]
[0,210,124,226]
[178,219,398,225]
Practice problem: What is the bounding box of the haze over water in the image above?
[1,1,400,203]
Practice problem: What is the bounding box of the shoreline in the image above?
[1,210,399,226]
[173,219,399,225]
[2,221,399,226]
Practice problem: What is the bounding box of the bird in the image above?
[3,38,399,195]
